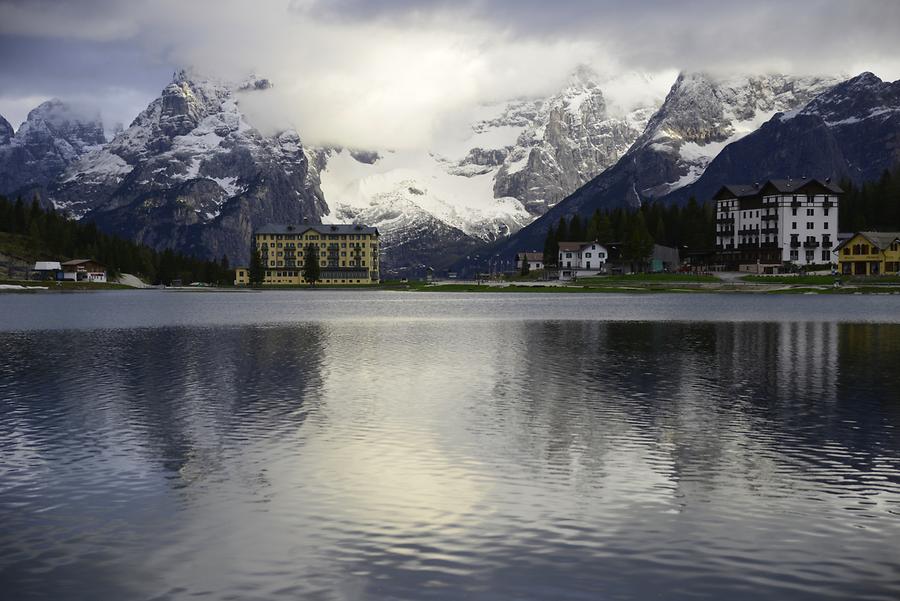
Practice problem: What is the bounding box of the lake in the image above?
[1,291,899,600]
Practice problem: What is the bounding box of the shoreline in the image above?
[4,280,900,295]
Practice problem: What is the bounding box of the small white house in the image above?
[515,251,544,272]
[558,241,608,280]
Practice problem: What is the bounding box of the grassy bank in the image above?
[578,273,719,285]
[0,279,134,291]
[744,274,900,285]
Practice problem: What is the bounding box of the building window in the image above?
[790,250,799,261]
[792,208,797,216]
[792,222,797,230]
[807,222,814,229]
[822,251,830,262]
[823,222,829,229]
[807,209,814,216]
[806,250,815,262]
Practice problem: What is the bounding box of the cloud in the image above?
[0,0,899,147]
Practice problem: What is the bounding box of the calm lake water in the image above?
[1,291,899,600]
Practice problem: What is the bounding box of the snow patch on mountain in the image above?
[321,148,530,242]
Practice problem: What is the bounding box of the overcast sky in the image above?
[1,0,899,147]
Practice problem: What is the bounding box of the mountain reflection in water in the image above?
[1,305,899,600]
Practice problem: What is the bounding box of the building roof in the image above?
[516,251,544,261]
[255,223,379,236]
[714,178,843,201]
[33,261,61,271]
[61,259,103,267]
[558,241,604,252]
[714,184,761,199]
[764,178,843,194]
[835,231,900,252]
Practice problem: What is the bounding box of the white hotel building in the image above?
[714,178,842,270]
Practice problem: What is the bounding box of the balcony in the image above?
[804,240,820,249]
[822,240,833,249]
[761,227,778,235]
[716,217,735,224]
[760,242,779,249]
[790,240,801,248]
[823,200,834,209]
[762,214,778,222]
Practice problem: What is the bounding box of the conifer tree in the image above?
[249,247,265,287]
[623,212,655,270]
[543,224,558,266]
[569,214,583,241]
[556,216,569,242]
[303,243,320,286]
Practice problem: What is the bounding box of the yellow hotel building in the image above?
[235,223,380,285]
[835,231,900,276]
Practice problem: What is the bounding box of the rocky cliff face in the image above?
[492,67,654,215]
[0,115,13,147]
[48,71,327,263]
[0,100,106,198]
[492,72,841,257]
[661,72,900,206]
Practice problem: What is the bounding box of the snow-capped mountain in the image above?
[9,68,893,276]
[631,73,838,198]
[0,100,106,198]
[493,72,842,257]
[661,72,900,206]
[319,67,666,272]
[48,71,327,263]
[492,67,658,214]
[0,67,664,271]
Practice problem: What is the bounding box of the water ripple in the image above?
[1,300,899,600]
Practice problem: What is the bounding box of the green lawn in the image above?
[744,274,900,285]
[742,275,837,285]
[578,273,719,285]
[423,283,659,293]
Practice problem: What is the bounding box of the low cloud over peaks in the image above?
[1,0,899,148]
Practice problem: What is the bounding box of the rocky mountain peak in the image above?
[0,114,13,146]
[18,99,105,150]
[490,66,654,215]
[0,98,106,197]
[798,71,900,127]
[658,72,900,209]
[43,70,327,264]
[238,76,273,92]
